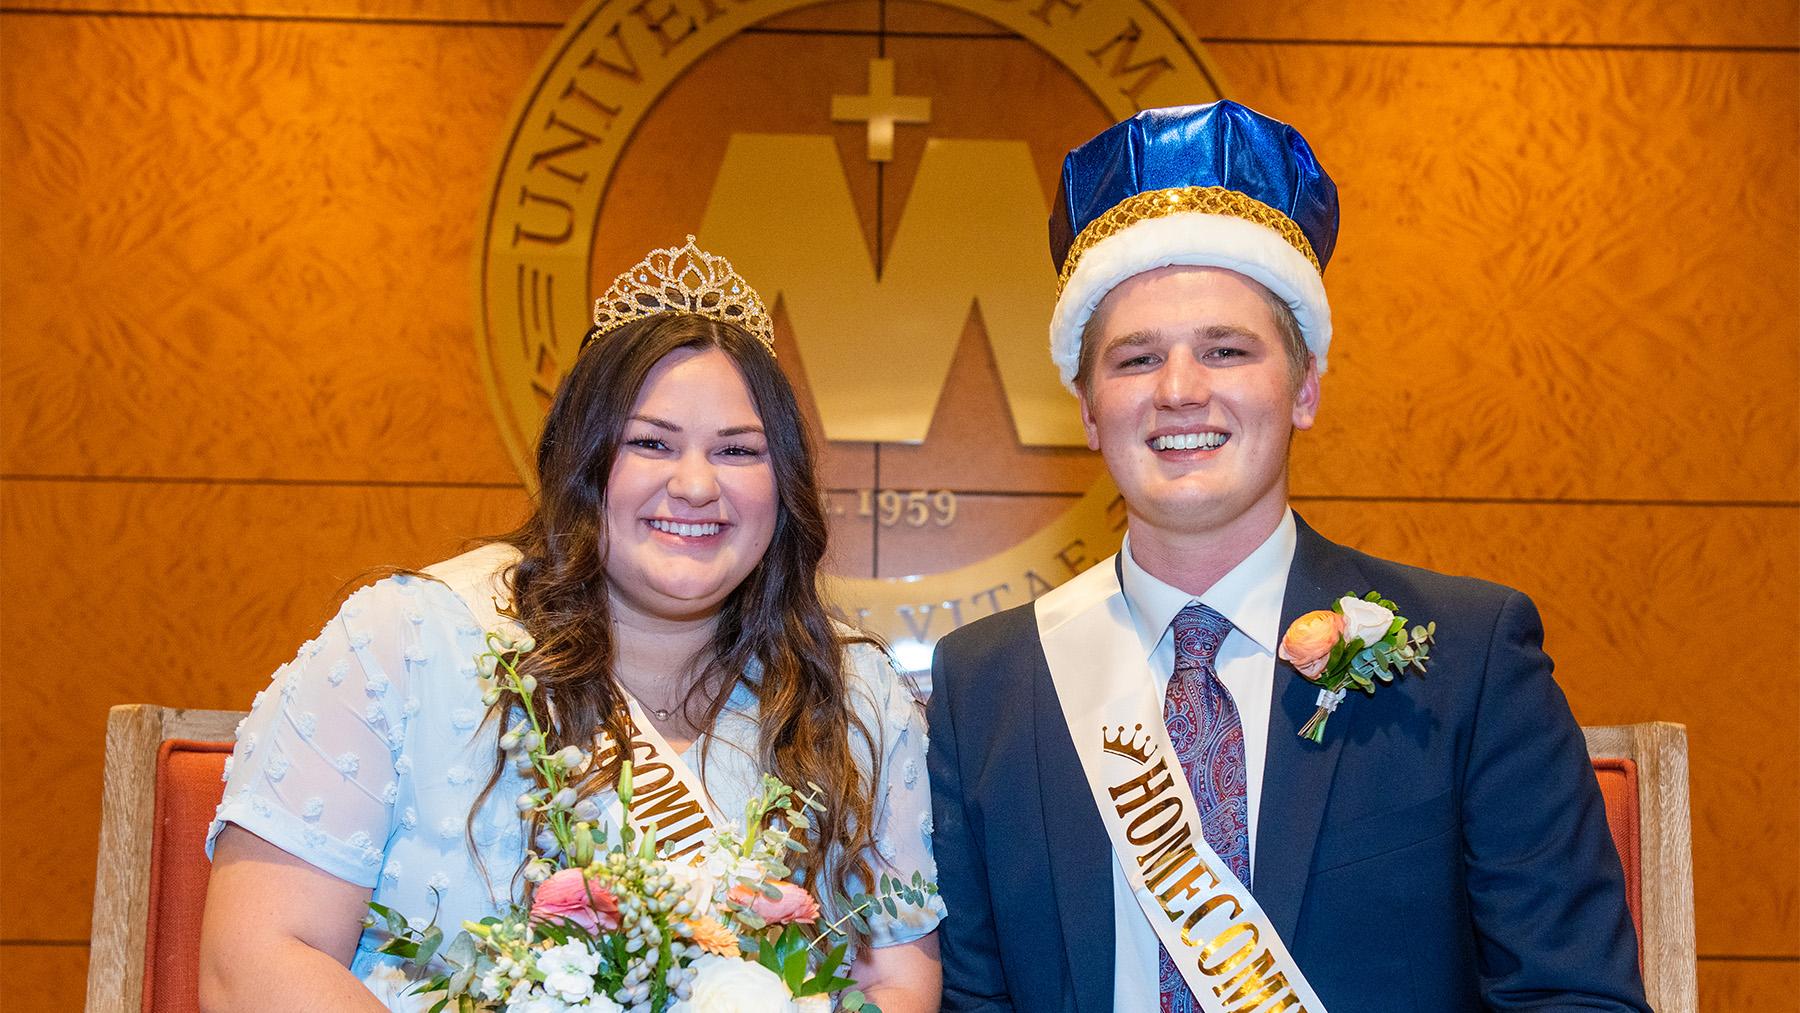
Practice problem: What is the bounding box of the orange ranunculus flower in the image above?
[684,916,741,957]
[1279,609,1344,681]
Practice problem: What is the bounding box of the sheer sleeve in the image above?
[206,579,420,888]
[846,641,947,947]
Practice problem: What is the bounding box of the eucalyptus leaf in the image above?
[417,925,444,965]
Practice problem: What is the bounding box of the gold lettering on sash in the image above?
[1181,892,1243,937]
[1138,820,1194,875]
[1125,796,1183,844]
[1213,949,1297,1010]
[1108,755,1174,812]
[593,714,715,857]
[1155,854,1220,909]
[1197,923,1259,975]
[1142,844,1194,893]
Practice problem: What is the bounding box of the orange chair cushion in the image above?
[1591,757,1642,948]
[143,739,233,1013]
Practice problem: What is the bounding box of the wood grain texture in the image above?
[86,706,246,1013]
[0,14,542,484]
[86,706,161,1013]
[0,478,530,941]
[0,944,89,1012]
[6,0,1793,47]
[6,16,1794,504]
[1215,42,1800,503]
[1697,958,1800,1012]
[1584,723,1698,1012]
[1,0,1795,989]
[1297,500,1799,957]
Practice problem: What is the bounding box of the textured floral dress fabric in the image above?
[207,568,944,1010]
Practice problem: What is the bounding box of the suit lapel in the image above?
[1253,515,1365,943]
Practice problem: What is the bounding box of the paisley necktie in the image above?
[1158,602,1250,1013]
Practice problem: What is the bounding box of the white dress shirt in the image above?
[1109,509,1297,1011]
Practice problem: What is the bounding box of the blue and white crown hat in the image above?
[1047,101,1340,393]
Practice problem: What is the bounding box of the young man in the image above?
[926,102,1649,1013]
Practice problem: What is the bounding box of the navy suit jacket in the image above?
[926,516,1649,1012]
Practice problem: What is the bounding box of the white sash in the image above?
[423,545,723,859]
[1036,559,1326,1013]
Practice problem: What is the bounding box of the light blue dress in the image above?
[207,561,944,1009]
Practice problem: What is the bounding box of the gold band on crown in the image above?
[1056,186,1322,296]
[588,236,776,354]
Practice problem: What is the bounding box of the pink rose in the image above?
[728,880,821,925]
[1279,610,1344,681]
[530,868,620,934]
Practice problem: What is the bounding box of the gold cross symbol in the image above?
[831,58,931,163]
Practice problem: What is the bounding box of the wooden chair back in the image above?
[84,707,1698,1012]
[1584,721,1698,1013]
[86,704,246,1013]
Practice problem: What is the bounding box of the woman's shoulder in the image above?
[832,624,924,749]
[335,543,520,633]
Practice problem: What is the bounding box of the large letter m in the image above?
[699,134,1083,446]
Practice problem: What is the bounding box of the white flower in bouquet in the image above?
[538,941,602,1002]
[699,846,767,889]
[666,861,719,918]
[1337,596,1396,647]
[674,954,794,1013]
[512,994,567,1013]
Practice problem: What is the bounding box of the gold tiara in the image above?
[588,236,775,354]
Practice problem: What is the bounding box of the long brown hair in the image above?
[472,312,877,928]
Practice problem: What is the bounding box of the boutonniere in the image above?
[1278,592,1436,742]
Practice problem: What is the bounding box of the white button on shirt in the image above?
[1109,510,1297,1011]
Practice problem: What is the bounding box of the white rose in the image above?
[537,941,601,1002]
[1337,597,1396,647]
[675,954,795,1013]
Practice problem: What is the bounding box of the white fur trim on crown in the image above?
[1049,211,1332,393]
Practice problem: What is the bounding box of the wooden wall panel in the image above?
[0,479,531,939]
[9,16,1791,506]
[8,0,1794,48]
[2,0,1795,990]
[1698,958,1800,1011]
[1297,501,1799,956]
[1217,42,1800,503]
[0,14,542,484]
[0,944,89,1011]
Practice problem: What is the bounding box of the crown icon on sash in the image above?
[589,235,776,354]
[1102,724,1157,764]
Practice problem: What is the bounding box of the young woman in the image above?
[199,240,943,1011]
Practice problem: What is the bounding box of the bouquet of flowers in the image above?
[367,629,933,1012]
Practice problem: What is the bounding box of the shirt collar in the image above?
[1120,509,1297,659]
